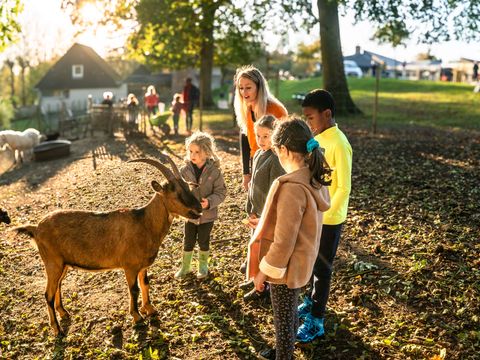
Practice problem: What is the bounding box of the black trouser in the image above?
[184,221,214,252]
[307,223,343,318]
[270,284,300,360]
[185,104,194,131]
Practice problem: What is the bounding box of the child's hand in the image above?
[247,216,259,229]
[242,174,251,192]
[254,271,267,292]
[201,198,209,209]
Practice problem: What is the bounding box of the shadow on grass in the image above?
[175,273,270,358]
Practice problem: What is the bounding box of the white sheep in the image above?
[0,128,41,163]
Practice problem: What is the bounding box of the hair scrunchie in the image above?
[306,138,319,153]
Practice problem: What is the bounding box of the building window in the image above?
[72,64,84,79]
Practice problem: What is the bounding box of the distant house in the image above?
[344,46,403,77]
[403,60,443,81]
[124,65,172,104]
[35,43,127,114]
[446,58,480,83]
[125,65,222,106]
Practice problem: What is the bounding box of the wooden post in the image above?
[372,64,380,134]
[275,69,280,98]
[199,76,204,132]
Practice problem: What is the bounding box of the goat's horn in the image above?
[128,158,176,182]
[158,152,182,179]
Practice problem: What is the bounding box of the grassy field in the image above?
[275,77,480,130]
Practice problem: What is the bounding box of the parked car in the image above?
[344,60,363,78]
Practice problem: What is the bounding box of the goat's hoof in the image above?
[57,309,70,319]
[140,305,157,317]
[52,326,64,337]
[132,314,144,324]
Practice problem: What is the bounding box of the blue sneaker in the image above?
[297,296,312,320]
[296,313,324,343]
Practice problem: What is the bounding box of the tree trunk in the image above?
[6,60,16,108]
[18,57,28,107]
[317,0,361,115]
[199,3,216,108]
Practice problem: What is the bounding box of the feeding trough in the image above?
[34,140,71,162]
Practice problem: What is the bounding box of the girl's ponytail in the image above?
[272,118,331,188]
[307,145,331,187]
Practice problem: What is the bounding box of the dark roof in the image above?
[344,50,402,69]
[36,43,121,90]
[124,66,172,86]
[344,53,373,69]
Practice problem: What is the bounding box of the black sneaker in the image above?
[243,288,270,301]
[240,261,247,274]
[239,280,254,291]
[258,347,275,360]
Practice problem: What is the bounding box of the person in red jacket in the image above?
[144,85,159,118]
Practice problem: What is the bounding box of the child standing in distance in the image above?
[242,115,285,301]
[144,85,159,118]
[170,94,183,135]
[247,118,331,360]
[176,132,227,279]
[126,93,139,134]
[296,89,352,343]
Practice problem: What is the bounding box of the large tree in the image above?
[0,0,22,52]
[128,0,312,106]
[318,0,480,115]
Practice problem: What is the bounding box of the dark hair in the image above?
[255,114,277,131]
[272,118,331,187]
[302,89,336,118]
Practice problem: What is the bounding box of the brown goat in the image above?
[14,155,202,335]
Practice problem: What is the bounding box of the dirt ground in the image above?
[0,125,478,359]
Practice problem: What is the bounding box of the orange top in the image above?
[246,101,288,157]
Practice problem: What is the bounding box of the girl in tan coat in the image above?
[247,118,331,360]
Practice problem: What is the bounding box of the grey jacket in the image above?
[180,159,226,224]
[246,149,285,216]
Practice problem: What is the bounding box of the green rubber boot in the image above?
[174,251,193,279]
[197,250,210,279]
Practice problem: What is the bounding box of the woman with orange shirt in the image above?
[233,66,288,192]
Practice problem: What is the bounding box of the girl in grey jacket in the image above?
[175,132,226,279]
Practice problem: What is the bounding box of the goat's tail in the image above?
[13,224,37,238]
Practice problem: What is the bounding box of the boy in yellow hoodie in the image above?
[297,89,353,343]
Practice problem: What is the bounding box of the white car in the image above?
[344,60,363,78]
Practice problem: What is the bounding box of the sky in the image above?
[3,0,480,66]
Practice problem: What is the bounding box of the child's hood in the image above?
[277,167,330,212]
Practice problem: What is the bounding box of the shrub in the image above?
[0,98,14,129]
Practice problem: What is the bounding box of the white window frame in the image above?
[72,64,84,79]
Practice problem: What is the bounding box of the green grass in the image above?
[274,76,480,130]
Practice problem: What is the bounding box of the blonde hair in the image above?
[146,85,156,95]
[185,131,220,167]
[127,93,138,105]
[254,114,277,132]
[233,65,284,133]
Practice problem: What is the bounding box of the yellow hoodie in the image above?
[316,124,352,225]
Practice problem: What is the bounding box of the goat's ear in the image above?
[151,180,164,193]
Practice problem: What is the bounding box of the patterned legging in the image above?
[270,284,300,360]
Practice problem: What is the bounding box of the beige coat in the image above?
[246,167,330,289]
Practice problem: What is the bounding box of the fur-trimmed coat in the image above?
[246,167,330,289]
